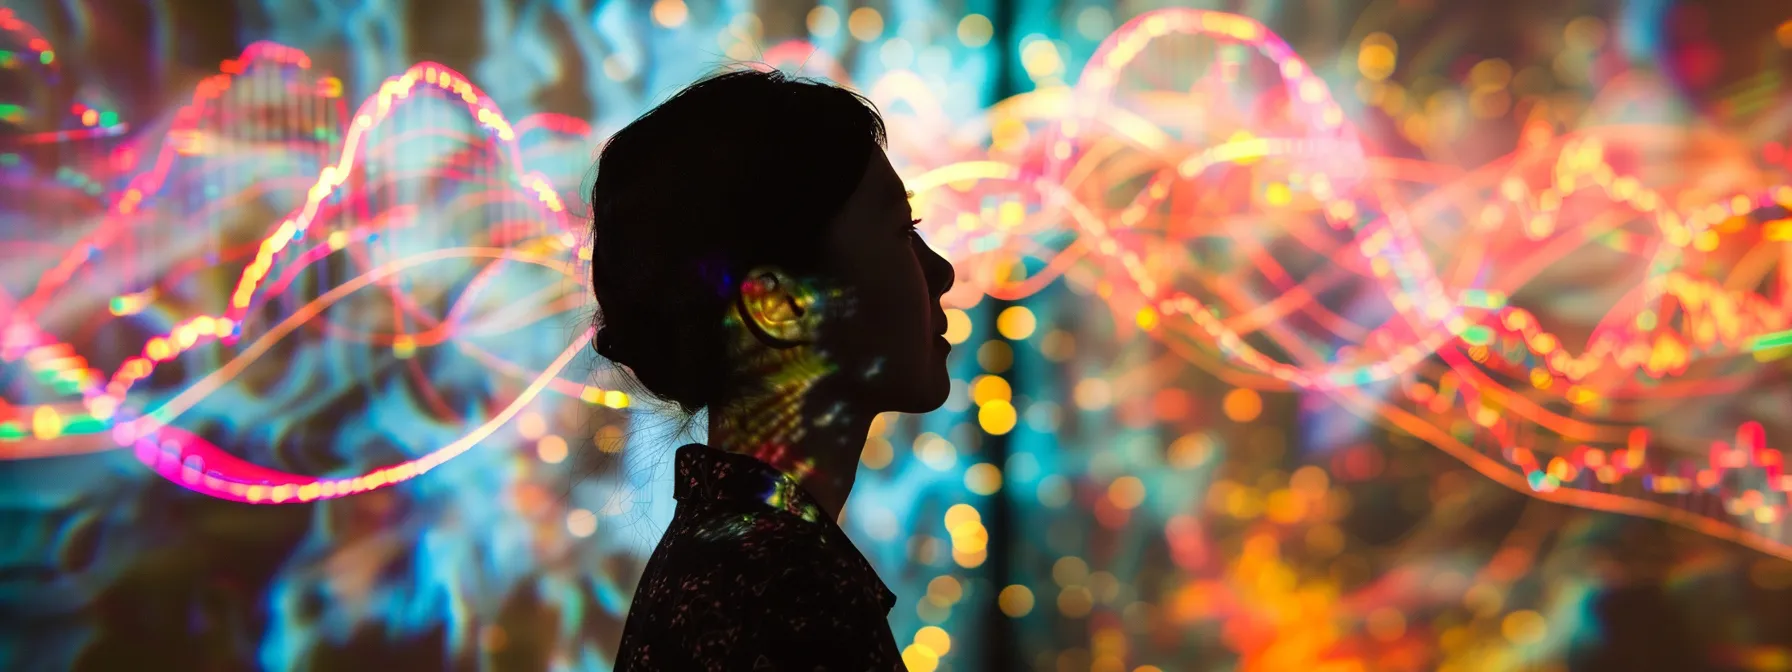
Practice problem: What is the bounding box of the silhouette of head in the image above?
[589,69,955,422]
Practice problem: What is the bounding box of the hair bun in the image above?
[594,299,725,414]
[593,324,631,364]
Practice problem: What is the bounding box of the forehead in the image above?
[839,150,910,213]
[868,151,909,202]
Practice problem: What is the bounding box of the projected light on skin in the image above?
[4,7,1792,567]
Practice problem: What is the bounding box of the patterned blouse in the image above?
[614,443,906,671]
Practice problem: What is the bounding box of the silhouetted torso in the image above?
[614,444,903,671]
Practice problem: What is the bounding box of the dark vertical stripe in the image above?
[983,0,1017,669]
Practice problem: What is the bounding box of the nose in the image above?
[921,239,954,298]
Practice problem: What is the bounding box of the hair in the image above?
[588,68,888,418]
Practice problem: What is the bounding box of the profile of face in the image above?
[739,149,956,415]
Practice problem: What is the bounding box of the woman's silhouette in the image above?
[590,68,954,670]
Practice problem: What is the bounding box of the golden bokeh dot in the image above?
[977,340,1013,372]
[806,6,839,37]
[862,435,894,469]
[1167,433,1214,469]
[927,575,964,604]
[1073,377,1112,411]
[998,584,1035,617]
[650,0,687,28]
[944,502,982,530]
[1501,609,1547,645]
[1020,37,1063,79]
[1040,329,1075,361]
[950,522,988,553]
[1222,387,1263,422]
[979,399,1018,435]
[996,305,1038,340]
[565,508,598,537]
[1358,37,1396,81]
[965,462,1003,495]
[536,435,568,464]
[1565,16,1607,50]
[1107,476,1146,509]
[1290,465,1329,494]
[595,424,625,453]
[1778,20,1792,48]
[953,547,987,568]
[1134,306,1158,331]
[943,308,973,344]
[1053,556,1089,586]
[1471,58,1513,88]
[517,411,546,440]
[917,434,958,471]
[1058,586,1094,617]
[958,14,993,47]
[971,375,1013,405]
[912,537,941,564]
[848,7,884,41]
[1263,182,1292,207]
[900,644,940,672]
[989,120,1032,152]
[1465,582,1505,616]
[914,626,952,657]
[868,412,895,437]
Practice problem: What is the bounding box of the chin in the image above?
[887,369,950,414]
[916,368,953,412]
[922,377,951,411]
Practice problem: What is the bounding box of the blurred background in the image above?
[5,0,1792,670]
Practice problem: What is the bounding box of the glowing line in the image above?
[123,247,573,436]
[907,161,1018,192]
[144,327,590,503]
[1754,329,1792,351]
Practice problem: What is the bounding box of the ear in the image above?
[737,267,820,346]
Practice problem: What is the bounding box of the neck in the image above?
[707,372,873,522]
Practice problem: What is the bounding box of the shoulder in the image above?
[618,506,894,668]
[627,504,855,616]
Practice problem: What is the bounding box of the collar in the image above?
[672,443,829,523]
[671,443,897,612]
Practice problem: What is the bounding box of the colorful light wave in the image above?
[3,8,1792,567]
